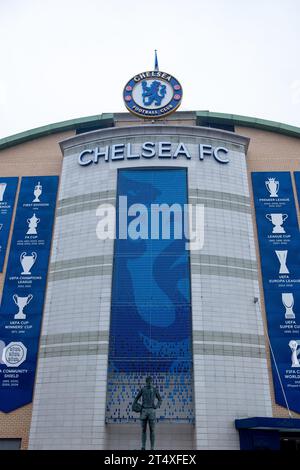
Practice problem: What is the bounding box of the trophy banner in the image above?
[0,176,59,412]
[0,178,18,271]
[293,172,300,213]
[252,172,300,414]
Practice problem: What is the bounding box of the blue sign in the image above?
[123,71,183,119]
[0,176,58,412]
[294,172,300,211]
[0,178,18,271]
[252,172,300,414]
[107,168,194,422]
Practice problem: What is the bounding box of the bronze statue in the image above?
[132,376,162,450]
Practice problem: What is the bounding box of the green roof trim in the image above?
[1,111,300,151]
[196,111,300,138]
[0,113,114,150]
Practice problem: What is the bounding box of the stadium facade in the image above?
[1,108,300,450]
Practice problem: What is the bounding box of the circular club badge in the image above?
[123,71,183,119]
[2,341,27,367]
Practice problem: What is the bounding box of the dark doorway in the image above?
[280,433,300,451]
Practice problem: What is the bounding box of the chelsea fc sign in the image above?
[123,71,183,119]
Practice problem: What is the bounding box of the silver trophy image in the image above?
[275,250,289,274]
[20,252,37,275]
[289,340,300,367]
[282,293,296,319]
[0,183,7,202]
[33,181,42,202]
[266,213,288,234]
[265,177,279,198]
[26,213,40,235]
[13,294,33,320]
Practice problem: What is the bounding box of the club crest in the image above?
[123,71,183,119]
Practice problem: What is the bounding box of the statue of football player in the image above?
[133,376,162,450]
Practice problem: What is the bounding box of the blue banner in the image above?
[252,172,300,414]
[106,168,194,423]
[0,178,18,272]
[0,176,59,412]
[294,172,300,212]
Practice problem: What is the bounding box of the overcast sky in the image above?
[1,0,300,139]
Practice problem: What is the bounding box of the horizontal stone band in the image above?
[48,265,112,282]
[56,189,251,217]
[40,330,109,346]
[39,330,265,359]
[193,343,265,359]
[189,189,250,205]
[191,254,257,270]
[193,330,265,346]
[39,343,109,358]
[191,264,257,280]
[58,190,116,208]
[50,255,112,272]
[48,253,257,282]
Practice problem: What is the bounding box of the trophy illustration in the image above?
[282,293,296,319]
[266,213,288,234]
[0,182,7,202]
[33,182,42,202]
[265,177,279,198]
[289,340,300,367]
[13,294,33,320]
[26,213,40,235]
[275,250,289,274]
[20,252,37,275]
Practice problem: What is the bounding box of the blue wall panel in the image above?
[106,168,194,422]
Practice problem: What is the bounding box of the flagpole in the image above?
[154,50,159,71]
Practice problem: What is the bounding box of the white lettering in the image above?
[78,143,230,165]
[185,204,205,251]
[94,146,109,163]
[128,204,148,239]
[158,142,172,158]
[199,144,212,160]
[127,143,140,159]
[78,149,93,166]
[213,146,229,164]
[151,203,182,239]
[142,142,155,158]
[111,144,125,161]
[96,204,115,240]
[118,196,128,240]
[174,142,191,159]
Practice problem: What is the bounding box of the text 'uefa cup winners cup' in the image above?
[13,294,33,320]
[20,252,37,275]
